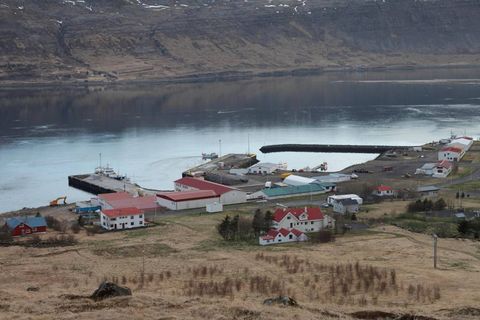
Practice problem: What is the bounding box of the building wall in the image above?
[157,196,219,210]
[259,233,308,246]
[11,223,32,236]
[100,213,145,230]
[219,190,247,205]
[438,151,462,162]
[275,218,323,233]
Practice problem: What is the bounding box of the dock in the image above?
[260,144,413,154]
[182,153,258,177]
[68,174,148,196]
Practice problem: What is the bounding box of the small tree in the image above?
[229,215,240,240]
[457,220,470,235]
[217,215,231,240]
[433,198,447,211]
[252,209,265,236]
[263,210,273,232]
[317,229,335,243]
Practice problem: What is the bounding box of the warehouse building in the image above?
[174,177,247,205]
[156,190,220,210]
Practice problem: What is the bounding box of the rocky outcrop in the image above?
[1,0,480,83]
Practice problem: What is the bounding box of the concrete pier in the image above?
[260,144,412,154]
[68,174,146,196]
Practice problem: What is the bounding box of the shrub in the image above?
[317,230,335,243]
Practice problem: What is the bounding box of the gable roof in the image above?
[273,207,324,222]
[98,192,132,202]
[157,190,218,202]
[417,186,440,192]
[261,228,304,240]
[5,216,47,229]
[437,160,453,169]
[107,195,159,211]
[102,207,143,218]
[441,146,463,153]
[376,185,392,192]
[174,177,234,195]
[262,184,326,198]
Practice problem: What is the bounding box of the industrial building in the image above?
[250,183,330,200]
[156,190,219,211]
[174,177,247,205]
[247,162,287,175]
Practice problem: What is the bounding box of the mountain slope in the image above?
[1,0,480,83]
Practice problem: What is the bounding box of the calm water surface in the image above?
[1,69,480,212]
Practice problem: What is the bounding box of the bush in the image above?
[70,223,81,234]
[0,231,13,243]
[317,230,335,243]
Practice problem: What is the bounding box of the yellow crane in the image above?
[50,196,67,206]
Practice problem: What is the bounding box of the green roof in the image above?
[262,184,327,197]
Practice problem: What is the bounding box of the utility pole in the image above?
[432,233,438,269]
[219,139,222,157]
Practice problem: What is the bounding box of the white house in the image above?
[432,160,453,178]
[372,185,394,197]
[415,163,436,176]
[259,228,308,246]
[327,194,363,206]
[174,177,247,205]
[333,198,360,214]
[438,146,464,162]
[272,207,335,233]
[248,162,286,175]
[156,190,219,210]
[100,207,145,231]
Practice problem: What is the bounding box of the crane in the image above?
[50,196,67,207]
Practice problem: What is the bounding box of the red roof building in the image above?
[101,207,143,218]
[441,146,463,153]
[100,207,145,231]
[373,184,394,197]
[174,177,233,195]
[157,190,218,202]
[273,207,324,223]
[174,177,247,205]
[95,192,162,213]
[272,207,331,233]
[259,228,308,245]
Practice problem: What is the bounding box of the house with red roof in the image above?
[259,228,308,246]
[100,207,145,231]
[372,185,394,197]
[156,190,220,210]
[174,177,247,205]
[433,160,453,178]
[272,207,335,233]
[93,192,161,214]
[438,146,464,162]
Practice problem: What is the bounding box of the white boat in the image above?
[95,164,127,180]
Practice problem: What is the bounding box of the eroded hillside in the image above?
[1,0,480,83]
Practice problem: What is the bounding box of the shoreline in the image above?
[2,63,480,91]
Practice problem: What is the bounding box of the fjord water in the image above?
[1,69,480,213]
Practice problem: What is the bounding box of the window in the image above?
[287,216,291,219]
[289,234,293,239]
[311,221,314,224]
[139,215,143,219]
[131,222,134,226]
[111,218,116,221]
[139,221,143,225]
[130,216,134,219]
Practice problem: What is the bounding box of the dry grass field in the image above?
[1,207,480,320]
